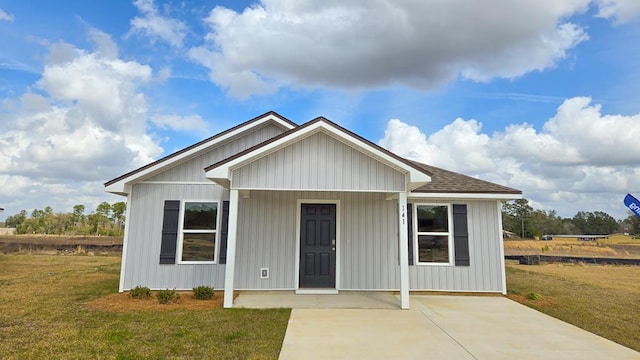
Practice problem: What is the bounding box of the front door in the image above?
[299,203,336,288]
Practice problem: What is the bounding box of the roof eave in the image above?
[408,192,523,200]
[104,112,296,190]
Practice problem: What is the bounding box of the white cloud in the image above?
[189,0,592,97]
[0,29,166,217]
[0,8,14,22]
[130,0,187,48]
[595,0,640,24]
[151,114,209,132]
[379,97,640,219]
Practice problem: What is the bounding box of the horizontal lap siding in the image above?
[122,183,227,290]
[148,124,286,182]
[408,200,503,292]
[234,191,399,290]
[232,132,405,191]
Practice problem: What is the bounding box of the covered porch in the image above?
[204,119,431,309]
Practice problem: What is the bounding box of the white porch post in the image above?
[223,189,240,308]
[398,191,410,309]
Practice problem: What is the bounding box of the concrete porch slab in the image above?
[233,291,400,309]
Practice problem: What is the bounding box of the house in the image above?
[105,112,522,309]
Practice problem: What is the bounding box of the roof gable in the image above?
[205,117,431,190]
[105,111,296,195]
[232,131,407,191]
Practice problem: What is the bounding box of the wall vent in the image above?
[260,268,269,279]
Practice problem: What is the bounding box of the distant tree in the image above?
[503,199,533,238]
[4,210,27,233]
[527,209,563,237]
[94,202,112,235]
[111,202,126,235]
[1,204,125,236]
[620,212,640,234]
[572,211,618,235]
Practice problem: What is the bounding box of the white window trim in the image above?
[176,200,220,265]
[414,203,453,266]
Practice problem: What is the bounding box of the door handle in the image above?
[332,239,336,251]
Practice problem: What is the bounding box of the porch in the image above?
[234,291,400,309]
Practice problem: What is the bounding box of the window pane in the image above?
[417,205,448,232]
[184,202,217,230]
[182,233,215,261]
[417,235,449,263]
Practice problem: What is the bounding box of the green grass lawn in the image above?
[506,263,640,352]
[0,254,290,359]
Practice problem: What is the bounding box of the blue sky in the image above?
[1,0,640,221]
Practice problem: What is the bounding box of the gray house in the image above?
[105,112,521,309]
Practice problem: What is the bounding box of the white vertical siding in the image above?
[232,132,406,191]
[124,185,503,292]
[147,123,286,182]
[339,192,400,290]
[408,200,504,292]
[122,183,227,290]
[234,191,400,290]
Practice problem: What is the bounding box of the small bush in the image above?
[129,286,151,299]
[156,289,180,304]
[193,285,214,300]
[541,245,550,253]
[527,292,542,301]
[509,288,521,295]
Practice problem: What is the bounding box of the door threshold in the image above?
[296,289,339,295]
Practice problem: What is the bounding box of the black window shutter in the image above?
[407,203,414,266]
[453,204,470,266]
[218,201,230,264]
[159,200,180,264]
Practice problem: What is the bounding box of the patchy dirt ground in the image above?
[504,236,640,258]
[0,235,122,254]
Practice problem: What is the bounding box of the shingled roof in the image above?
[409,161,522,194]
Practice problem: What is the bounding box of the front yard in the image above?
[0,253,290,359]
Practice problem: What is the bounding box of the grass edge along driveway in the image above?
[506,263,640,352]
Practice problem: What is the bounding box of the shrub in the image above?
[129,286,151,299]
[193,285,215,300]
[527,292,542,301]
[156,289,180,304]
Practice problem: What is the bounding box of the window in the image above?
[415,204,452,264]
[179,201,218,263]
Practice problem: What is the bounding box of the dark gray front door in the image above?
[299,204,336,288]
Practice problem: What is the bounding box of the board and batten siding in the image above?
[147,123,286,182]
[123,186,503,292]
[233,191,400,290]
[231,132,406,192]
[122,183,227,290]
[408,200,504,292]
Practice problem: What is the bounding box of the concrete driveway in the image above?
[278,295,640,360]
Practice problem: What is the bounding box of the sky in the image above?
[1,0,640,221]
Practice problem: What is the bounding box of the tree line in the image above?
[502,198,640,238]
[1,202,126,236]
